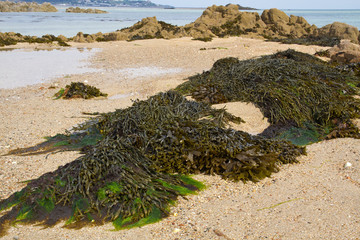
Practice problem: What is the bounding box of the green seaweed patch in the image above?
[157,179,195,196]
[0,189,26,212]
[179,175,206,192]
[53,82,108,99]
[37,196,55,213]
[15,205,34,222]
[277,124,321,146]
[113,205,162,230]
[97,182,124,201]
[65,197,90,225]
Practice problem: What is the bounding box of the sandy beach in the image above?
[0,37,359,239]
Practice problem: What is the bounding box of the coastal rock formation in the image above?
[183,4,247,39]
[0,32,23,46]
[1,4,359,47]
[329,39,360,63]
[70,4,322,43]
[260,8,317,38]
[72,32,106,43]
[118,16,184,41]
[181,5,317,40]
[0,1,57,12]
[74,16,184,42]
[65,7,108,14]
[316,22,360,44]
[0,32,69,47]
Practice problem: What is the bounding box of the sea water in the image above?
[0,7,204,37]
[0,8,359,37]
[0,48,99,89]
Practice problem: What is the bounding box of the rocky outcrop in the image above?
[181,4,268,39]
[260,9,317,38]
[0,32,69,47]
[66,5,360,45]
[329,39,360,63]
[0,1,57,12]
[73,16,184,42]
[315,22,360,44]
[180,5,316,40]
[65,7,108,14]
[1,4,359,48]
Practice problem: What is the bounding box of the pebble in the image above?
[344,162,352,168]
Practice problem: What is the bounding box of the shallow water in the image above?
[0,48,99,89]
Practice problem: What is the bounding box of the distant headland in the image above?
[7,0,176,8]
[0,1,57,12]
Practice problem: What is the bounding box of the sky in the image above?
[151,0,360,9]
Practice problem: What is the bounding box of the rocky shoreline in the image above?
[0,1,57,12]
[1,4,359,48]
[65,7,108,14]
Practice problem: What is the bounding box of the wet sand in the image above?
[0,37,359,239]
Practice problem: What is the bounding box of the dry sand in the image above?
[0,37,359,240]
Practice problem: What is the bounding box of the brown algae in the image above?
[175,49,360,144]
[0,91,304,236]
[53,82,108,99]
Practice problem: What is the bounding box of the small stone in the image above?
[344,162,352,168]
[13,236,19,240]
[173,228,181,233]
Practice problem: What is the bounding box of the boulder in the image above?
[183,4,267,38]
[317,22,360,44]
[119,16,183,41]
[261,8,289,24]
[57,35,68,42]
[329,39,360,63]
[73,32,87,43]
[260,9,316,38]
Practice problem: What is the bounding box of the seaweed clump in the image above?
[267,36,341,47]
[54,82,108,99]
[0,91,304,236]
[176,49,360,144]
